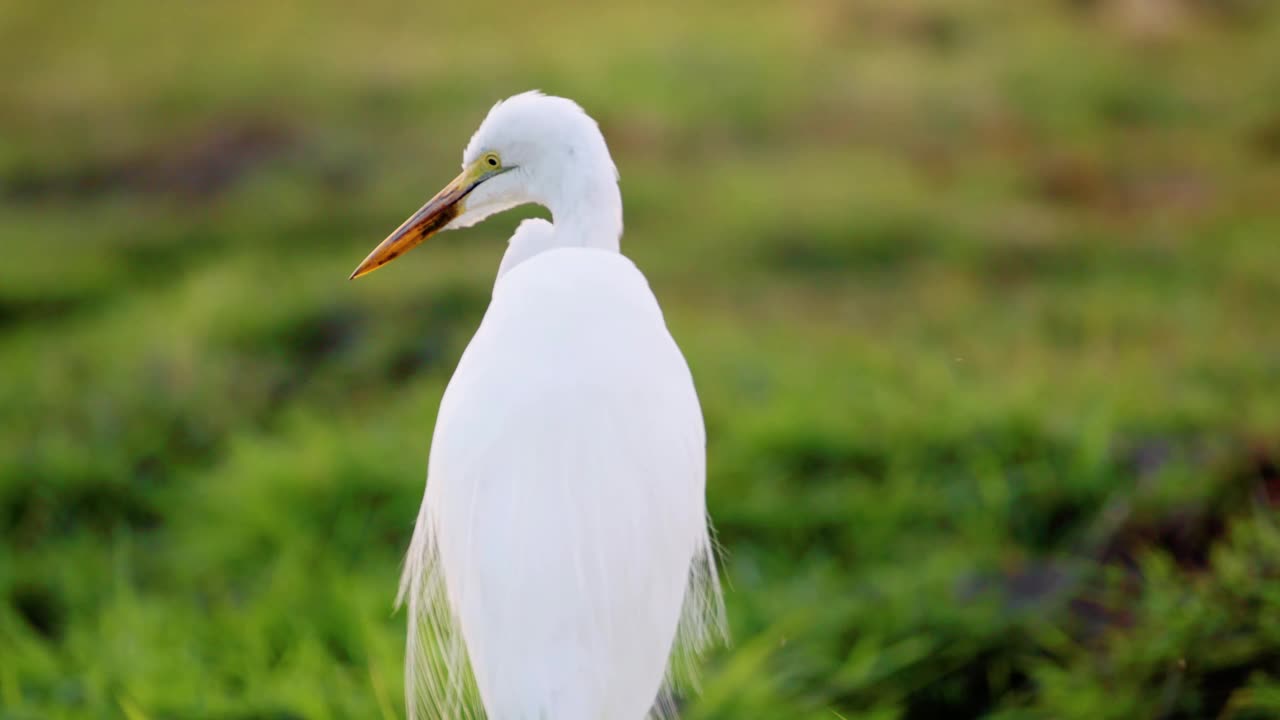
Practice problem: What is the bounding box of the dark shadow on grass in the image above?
[2,120,299,203]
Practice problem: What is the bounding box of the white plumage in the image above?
[352,92,724,719]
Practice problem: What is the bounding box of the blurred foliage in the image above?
[3,0,1280,718]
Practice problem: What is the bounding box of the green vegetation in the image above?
[3,1,1280,717]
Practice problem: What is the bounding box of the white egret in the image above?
[349,92,725,720]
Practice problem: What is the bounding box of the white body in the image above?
[404,245,715,718]
[388,93,723,720]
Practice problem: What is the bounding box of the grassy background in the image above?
[3,0,1280,718]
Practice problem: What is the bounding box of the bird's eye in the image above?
[485,154,500,168]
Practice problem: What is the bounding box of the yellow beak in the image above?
[349,158,494,280]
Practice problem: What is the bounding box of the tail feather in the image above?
[398,506,727,720]
[397,502,483,720]
[650,527,728,720]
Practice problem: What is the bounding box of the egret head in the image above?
[350,91,621,279]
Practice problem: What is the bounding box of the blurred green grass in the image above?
[3,0,1280,718]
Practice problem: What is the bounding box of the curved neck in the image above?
[545,167,623,252]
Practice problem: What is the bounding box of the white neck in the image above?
[543,164,622,252]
